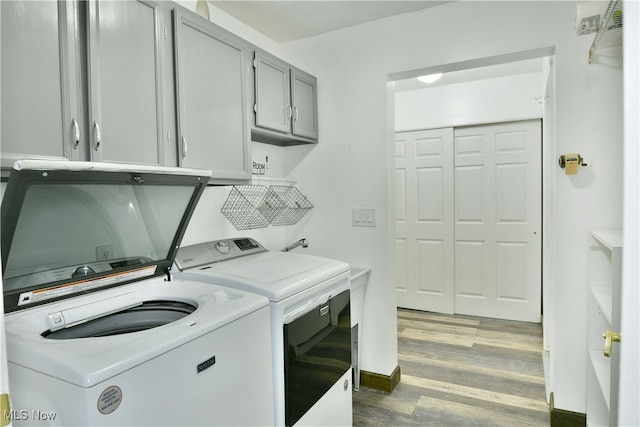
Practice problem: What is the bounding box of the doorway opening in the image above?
[386,48,556,346]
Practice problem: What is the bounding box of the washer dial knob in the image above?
[215,241,231,254]
[72,266,95,277]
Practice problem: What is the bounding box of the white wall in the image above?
[282,0,622,414]
[395,72,544,131]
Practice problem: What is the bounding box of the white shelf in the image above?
[590,229,623,251]
[589,0,623,65]
[586,228,622,426]
[250,175,297,185]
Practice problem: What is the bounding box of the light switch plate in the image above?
[352,208,376,227]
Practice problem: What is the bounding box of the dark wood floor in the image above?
[353,309,549,426]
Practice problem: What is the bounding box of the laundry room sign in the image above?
[252,156,269,175]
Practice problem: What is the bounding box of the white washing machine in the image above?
[174,238,353,427]
[1,160,274,426]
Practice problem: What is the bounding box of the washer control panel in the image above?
[3,257,150,292]
[174,238,266,270]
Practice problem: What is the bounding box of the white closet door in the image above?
[454,120,541,322]
[395,128,455,314]
[395,120,541,323]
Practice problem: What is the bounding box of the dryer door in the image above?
[283,289,351,426]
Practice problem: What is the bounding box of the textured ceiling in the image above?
[210,1,451,42]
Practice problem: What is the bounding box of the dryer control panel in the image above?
[175,238,266,270]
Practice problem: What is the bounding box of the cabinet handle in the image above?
[93,121,101,151]
[287,105,292,120]
[603,330,621,357]
[182,137,187,159]
[293,107,299,122]
[72,119,80,150]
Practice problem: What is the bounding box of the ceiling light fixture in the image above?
[417,73,443,84]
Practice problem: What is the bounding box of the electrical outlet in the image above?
[96,245,114,261]
[577,14,600,35]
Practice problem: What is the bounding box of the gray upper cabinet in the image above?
[1,1,80,168]
[291,67,319,140]
[253,50,318,145]
[173,8,250,182]
[2,1,315,174]
[1,0,167,169]
[254,51,291,135]
[87,0,166,165]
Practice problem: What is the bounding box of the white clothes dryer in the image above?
[175,238,353,427]
[1,161,274,426]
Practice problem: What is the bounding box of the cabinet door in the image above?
[1,0,81,167]
[254,50,291,134]
[173,9,249,181]
[87,0,165,165]
[291,68,318,140]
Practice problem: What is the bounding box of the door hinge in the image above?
[164,27,168,39]
[167,130,171,142]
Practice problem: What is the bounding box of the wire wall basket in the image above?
[221,185,313,230]
[221,185,279,230]
[267,185,314,226]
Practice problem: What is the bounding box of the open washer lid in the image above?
[1,160,210,313]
